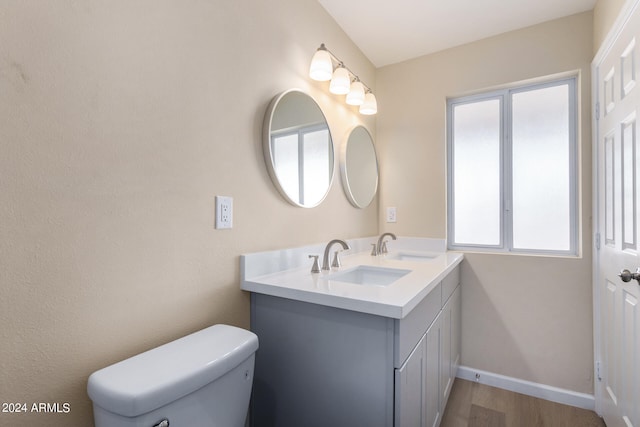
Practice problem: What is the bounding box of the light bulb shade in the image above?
[309,49,333,81]
[359,92,378,115]
[346,81,365,105]
[329,67,351,95]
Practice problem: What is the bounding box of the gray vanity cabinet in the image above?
[441,285,461,409]
[394,269,461,427]
[249,266,461,427]
[394,332,425,426]
[394,313,441,427]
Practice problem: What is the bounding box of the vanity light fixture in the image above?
[345,80,365,106]
[360,92,378,115]
[329,65,351,95]
[309,48,333,81]
[309,43,377,115]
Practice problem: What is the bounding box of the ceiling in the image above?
[317,0,597,67]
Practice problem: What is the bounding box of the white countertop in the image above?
[241,238,463,319]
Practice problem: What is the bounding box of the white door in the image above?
[594,2,640,426]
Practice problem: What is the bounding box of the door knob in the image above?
[618,268,640,283]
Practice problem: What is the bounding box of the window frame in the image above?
[446,76,579,256]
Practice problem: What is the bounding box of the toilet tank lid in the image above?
[87,324,258,417]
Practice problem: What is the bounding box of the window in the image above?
[447,77,578,255]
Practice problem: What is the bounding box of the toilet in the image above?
[87,324,258,427]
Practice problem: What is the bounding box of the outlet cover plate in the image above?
[386,207,397,223]
[215,196,233,229]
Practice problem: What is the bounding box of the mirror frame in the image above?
[262,89,335,208]
[339,125,379,208]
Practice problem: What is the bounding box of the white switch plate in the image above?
[215,196,233,229]
[386,207,397,223]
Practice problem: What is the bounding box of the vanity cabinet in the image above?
[394,313,441,427]
[394,269,460,427]
[442,285,461,408]
[249,266,461,427]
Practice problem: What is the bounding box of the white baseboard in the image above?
[456,366,595,411]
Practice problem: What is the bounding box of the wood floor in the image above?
[440,379,606,427]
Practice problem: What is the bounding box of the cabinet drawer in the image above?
[441,266,460,306]
[393,282,441,368]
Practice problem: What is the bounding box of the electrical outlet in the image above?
[386,207,397,223]
[215,196,233,229]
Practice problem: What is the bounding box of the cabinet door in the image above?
[440,300,452,407]
[440,285,461,410]
[395,334,426,427]
[450,285,461,380]
[425,313,441,427]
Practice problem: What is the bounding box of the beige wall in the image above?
[377,12,595,394]
[594,0,628,53]
[0,1,377,425]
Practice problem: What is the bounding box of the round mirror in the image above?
[340,126,379,208]
[263,89,334,207]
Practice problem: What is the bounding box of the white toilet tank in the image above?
[87,324,258,427]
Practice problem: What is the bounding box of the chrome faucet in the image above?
[376,233,397,255]
[322,239,350,270]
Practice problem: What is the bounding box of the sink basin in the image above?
[325,265,411,286]
[386,251,439,262]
